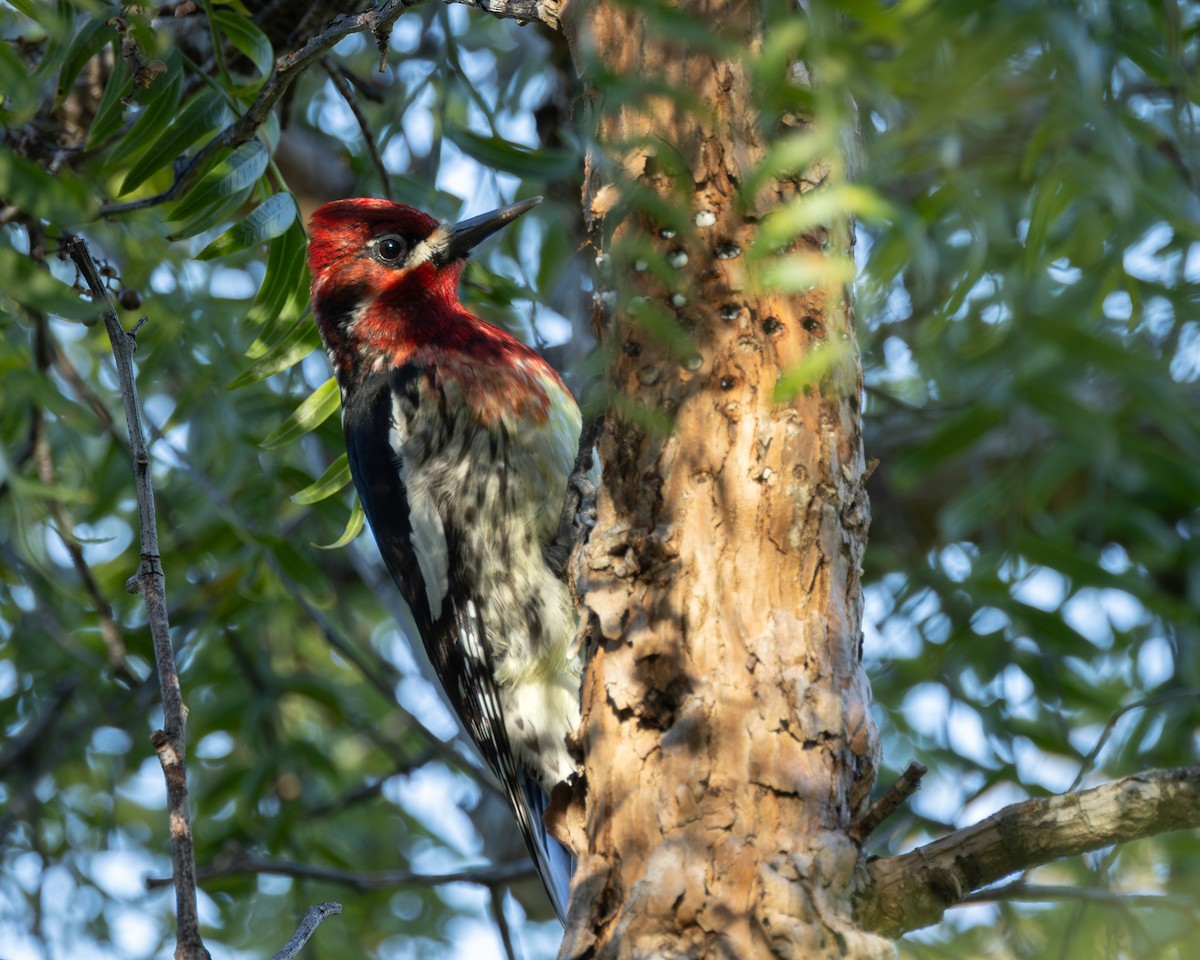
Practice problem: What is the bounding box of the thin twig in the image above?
[963,879,1196,910]
[64,235,210,960]
[146,852,536,892]
[270,901,343,960]
[488,886,520,960]
[850,760,927,843]
[27,306,128,674]
[322,57,395,201]
[1068,689,1200,792]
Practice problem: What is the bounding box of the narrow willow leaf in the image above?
[105,70,184,168]
[757,185,893,249]
[34,0,74,84]
[755,130,833,186]
[226,314,318,389]
[166,184,254,241]
[0,150,94,225]
[168,141,269,224]
[5,0,45,21]
[760,251,854,293]
[6,475,94,504]
[197,192,297,260]
[260,377,340,450]
[212,9,274,79]
[119,87,231,195]
[445,126,577,180]
[290,454,352,505]
[55,13,110,104]
[84,47,131,149]
[245,222,308,329]
[0,247,97,321]
[314,499,365,550]
[772,340,848,402]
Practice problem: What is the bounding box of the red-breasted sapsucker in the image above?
[307,196,580,921]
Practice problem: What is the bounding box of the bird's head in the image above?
[307,196,541,374]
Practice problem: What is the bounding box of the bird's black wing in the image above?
[342,365,570,922]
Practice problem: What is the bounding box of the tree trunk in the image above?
[556,2,890,957]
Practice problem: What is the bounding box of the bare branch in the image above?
[1069,690,1200,792]
[63,236,210,960]
[25,310,128,673]
[321,57,395,201]
[146,849,536,892]
[859,765,1200,938]
[488,887,519,960]
[446,0,560,28]
[963,879,1197,910]
[270,902,343,960]
[850,759,926,844]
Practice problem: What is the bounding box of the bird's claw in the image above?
[547,452,597,578]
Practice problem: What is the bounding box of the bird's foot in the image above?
[546,425,599,578]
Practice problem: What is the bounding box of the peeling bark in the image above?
[556,3,886,957]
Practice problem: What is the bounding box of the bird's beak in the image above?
[435,196,542,265]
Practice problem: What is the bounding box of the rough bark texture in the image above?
[555,3,887,957]
[860,765,1200,938]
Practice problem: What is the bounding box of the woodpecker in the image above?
[307,196,580,921]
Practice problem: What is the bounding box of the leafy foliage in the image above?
[0,1,1197,959]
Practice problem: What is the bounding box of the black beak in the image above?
[435,196,542,265]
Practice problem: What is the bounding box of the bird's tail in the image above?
[518,769,574,924]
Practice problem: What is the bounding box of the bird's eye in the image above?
[377,236,407,263]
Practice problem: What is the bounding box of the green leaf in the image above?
[895,405,1008,487]
[55,16,113,105]
[33,0,74,85]
[5,475,95,504]
[291,454,352,505]
[197,192,297,260]
[759,251,855,293]
[260,377,340,450]
[0,148,94,224]
[245,222,308,330]
[166,183,254,241]
[758,184,893,249]
[0,247,98,322]
[314,499,365,550]
[5,0,47,22]
[271,539,332,608]
[226,312,318,389]
[119,87,232,195]
[772,340,848,402]
[85,45,131,150]
[445,126,577,180]
[168,141,269,224]
[212,9,274,79]
[104,69,184,168]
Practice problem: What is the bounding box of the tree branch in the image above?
[146,849,536,892]
[270,902,343,960]
[963,879,1196,910]
[850,759,926,843]
[446,0,560,28]
[859,765,1200,938]
[321,57,395,201]
[63,236,209,960]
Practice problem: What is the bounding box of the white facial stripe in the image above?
[406,226,449,270]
